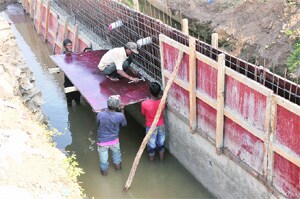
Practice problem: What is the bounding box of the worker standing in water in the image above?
[141,82,166,161]
[98,42,140,82]
[96,95,127,176]
[62,39,81,107]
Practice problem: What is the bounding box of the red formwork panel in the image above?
[76,38,88,53]
[47,33,54,47]
[48,12,57,33]
[56,23,65,45]
[67,30,74,42]
[54,46,62,55]
[197,98,217,140]
[225,76,267,132]
[162,43,189,82]
[42,6,46,22]
[50,50,150,112]
[273,153,300,199]
[196,60,217,100]
[224,117,264,174]
[276,105,300,156]
[167,82,190,118]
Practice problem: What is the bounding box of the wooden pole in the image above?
[72,24,79,52]
[267,95,276,184]
[124,51,184,191]
[216,53,226,155]
[189,36,197,132]
[37,0,43,35]
[211,33,218,48]
[182,19,189,35]
[44,0,50,42]
[133,0,140,12]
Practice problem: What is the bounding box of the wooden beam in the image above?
[189,36,197,132]
[223,108,265,141]
[43,0,50,42]
[274,95,300,116]
[159,34,166,88]
[271,142,300,168]
[61,17,69,54]
[64,86,78,93]
[29,0,33,17]
[211,33,218,48]
[37,0,43,35]
[195,51,219,69]
[263,92,273,177]
[72,24,79,52]
[182,19,189,35]
[133,0,140,12]
[267,95,277,184]
[48,67,61,74]
[225,66,271,96]
[159,34,189,54]
[216,53,226,155]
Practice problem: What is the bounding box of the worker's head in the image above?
[107,95,121,111]
[149,82,161,98]
[63,39,72,52]
[125,42,139,56]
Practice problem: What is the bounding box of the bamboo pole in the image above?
[124,51,184,191]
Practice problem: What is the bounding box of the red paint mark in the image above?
[273,153,300,198]
[276,105,300,156]
[224,117,264,174]
[225,76,267,131]
[196,60,217,100]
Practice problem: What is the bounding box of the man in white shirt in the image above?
[98,42,140,82]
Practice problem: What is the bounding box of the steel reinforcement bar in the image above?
[53,0,300,105]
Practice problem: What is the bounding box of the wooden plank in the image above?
[182,19,189,35]
[189,36,196,132]
[159,34,166,88]
[48,67,61,73]
[60,17,69,54]
[159,34,189,54]
[271,142,300,168]
[211,33,218,48]
[29,0,33,17]
[43,0,50,41]
[216,53,226,155]
[37,0,43,34]
[226,66,271,96]
[164,69,217,109]
[274,95,300,116]
[263,92,273,177]
[72,24,79,52]
[195,51,219,69]
[267,95,277,184]
[64,86,78,93]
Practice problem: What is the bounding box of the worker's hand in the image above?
[130,77,140,83]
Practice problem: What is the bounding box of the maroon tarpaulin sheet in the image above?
[50,50,150,112]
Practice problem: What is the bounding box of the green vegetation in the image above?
[64,154,85,195]
[286,39,300,74]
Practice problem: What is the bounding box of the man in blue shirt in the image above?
[96,95,127,176]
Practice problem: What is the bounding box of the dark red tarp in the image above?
[50,50,150,112]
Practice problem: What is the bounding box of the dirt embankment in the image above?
[167,0,300,78]
[0,17,82,198]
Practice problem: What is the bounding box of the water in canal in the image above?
[3,3,213,199]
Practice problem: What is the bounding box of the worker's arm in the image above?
[117,70,140,82]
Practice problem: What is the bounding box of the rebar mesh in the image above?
[53,0,300,105]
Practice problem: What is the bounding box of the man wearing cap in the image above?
[96,95,127,176]
[98,42,140,82]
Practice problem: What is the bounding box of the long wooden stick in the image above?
[124,51,184,191]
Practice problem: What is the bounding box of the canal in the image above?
[4,3,213,199]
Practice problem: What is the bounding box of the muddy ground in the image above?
[167,0,300,79]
